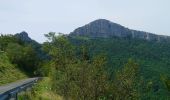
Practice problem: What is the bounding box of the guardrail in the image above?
[0,77,41,100]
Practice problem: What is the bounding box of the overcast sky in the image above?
[1,0,170,43]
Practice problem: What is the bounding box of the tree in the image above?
[112,59,140,100]
[44,33,76,99]
[44,33,109,100]
[6,43,38,75]
[161,75,170,92]
[0,34,19,51]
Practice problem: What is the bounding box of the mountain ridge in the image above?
[70,19,170,42]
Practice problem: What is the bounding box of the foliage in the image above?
[36,61,52,76]
[0,34,21,51]
[161,75,170,92]
[0,51,26,85]
[112,59,140,100]
[44,33,156,100]
[18,77,63,100]
[0,34,41,76]
[1,32,170,99]
[69,36,170,99]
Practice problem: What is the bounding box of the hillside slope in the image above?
[0,51,26,85]
[68,36,170,98]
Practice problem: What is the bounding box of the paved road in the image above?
[0,78,40,100]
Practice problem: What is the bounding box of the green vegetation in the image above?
[0,51,26,85]
[43,34,109,99]
[18,78,63,100]
[0,34,41,85]
[112,59,140,99]
[41,33,170,99]
[69,36,170,99]
[1,33,170,99]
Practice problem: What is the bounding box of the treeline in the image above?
[42,33,139,99]
[1,33,170,99]
[43,33,170,100]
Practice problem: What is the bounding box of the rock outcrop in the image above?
[70,19,170,42]
[15,31,33,42]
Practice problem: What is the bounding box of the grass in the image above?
[0,52,27,85]
[18,77,63,100]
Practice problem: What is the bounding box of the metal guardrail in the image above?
[0,77,41,100]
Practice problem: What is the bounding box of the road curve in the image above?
[0,77,40,100]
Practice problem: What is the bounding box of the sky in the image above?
[0,0,170,43]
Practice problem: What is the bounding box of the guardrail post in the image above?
[15,93,18,100]
[8,93,17,100]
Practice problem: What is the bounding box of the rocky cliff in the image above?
[70,19,170,42]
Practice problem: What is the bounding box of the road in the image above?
[0,78,40,100]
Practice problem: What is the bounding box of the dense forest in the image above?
[0,32,170,100]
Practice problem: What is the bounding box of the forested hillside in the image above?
[1,31,170,100]
[39,33,170,99]
[0,33,42,84]
[69,36,170,98]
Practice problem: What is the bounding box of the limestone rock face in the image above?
[70,19,170,42]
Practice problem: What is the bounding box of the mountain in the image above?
[15,31,33,42]
[15,31,48,60]
[69,20,170,98]
[70,19,170,42]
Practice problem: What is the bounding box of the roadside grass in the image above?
[18,77,63,100]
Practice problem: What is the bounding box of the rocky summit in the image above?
[70,19,170,42]
[15,31,33,42]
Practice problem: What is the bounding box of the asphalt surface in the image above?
[0,78,39,95]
